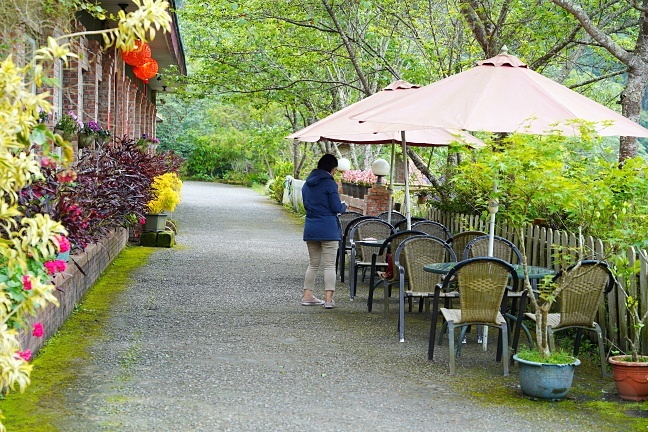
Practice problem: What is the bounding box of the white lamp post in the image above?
[337,158,351,172]
[371,158,390,185]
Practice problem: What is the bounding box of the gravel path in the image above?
[55,181,618,432]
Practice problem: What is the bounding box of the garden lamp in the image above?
[371,158,390,184]
[337,158,351,172]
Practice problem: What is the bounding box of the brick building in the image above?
[7,0,186,148]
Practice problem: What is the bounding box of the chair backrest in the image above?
[411,220,452,240]
[553,260,615,328]
[394,217,426,231]
[377,211,406,226]
[374,230,428,282]
[394,235,456,292]
[349,219,395,261]
[441,257,518,324]
[338,211,364,238]
[463,235,523,264]
[343,216,378,248]
[448,230,487,260]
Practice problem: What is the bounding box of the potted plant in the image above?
[144,172,182,232]
[96,127,111,146]
[54,111,82,141]
[607,259,648,401]
[78,120,101,148]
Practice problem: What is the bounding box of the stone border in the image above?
[19,228,129,355]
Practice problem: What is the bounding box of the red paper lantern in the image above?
[133,58,158,83]
[121,41,151,67]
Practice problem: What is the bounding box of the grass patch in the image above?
[0,245,156,431]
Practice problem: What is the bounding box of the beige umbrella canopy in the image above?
[352,51,648,138]
[352,49,648,255]
[288,80,485,227]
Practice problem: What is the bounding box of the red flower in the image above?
[22,275,32,290]
[55,235,71,253]
[16,350,32,361]
[32,322,44,338]
[57,169,78,183]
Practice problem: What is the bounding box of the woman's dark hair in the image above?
[317,154,338,172]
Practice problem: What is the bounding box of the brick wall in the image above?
[19,229,129,355]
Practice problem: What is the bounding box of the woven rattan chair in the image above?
[338,215,377,282]
[448,230,487,261]
[366,230,427,313]
[522,260,615,377]
[393,235,456,342]
[462,235,523,264]
[377,211,406,226]
[429,257,518,375]
[411,220,452,240]
[394,217,426,231]
[336,211,364,274]
[348,219,394,300]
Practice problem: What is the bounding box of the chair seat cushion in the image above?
[441,308,506,325]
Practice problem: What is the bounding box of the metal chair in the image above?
[429,257,518,376]
[411,220,452,240]
[366,230,427,313]
[336,211,364,274]
[338,215,377,282]
[348,219,394,300]
[522,260,615,377]
[377,211,406,226]
[393,235,456,342]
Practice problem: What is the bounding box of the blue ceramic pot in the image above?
[514,354,580,401]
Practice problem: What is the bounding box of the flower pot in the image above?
[608,355,648,401]
[513,354,580,400]
[55,129,76,142]
[357,185,370,199]
[341,183,352,196]
[56,250,70,262]
[77,133,95,149]
[144,213,168,232]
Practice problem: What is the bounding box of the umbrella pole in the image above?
[401,131,412,230]
[487,183,499,257]
[386,140,396,226]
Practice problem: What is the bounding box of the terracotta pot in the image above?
[608,355,648,401]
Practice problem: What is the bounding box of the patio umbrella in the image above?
[287,80,485,227]
[352,49,648,254]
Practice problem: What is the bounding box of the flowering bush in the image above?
[341,169,377,187]
[79,120,101,136]
[54,111,82,135]
[147,172,182,214]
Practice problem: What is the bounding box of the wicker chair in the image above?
[377,211,406,226]
[366,230,427,313]
[522,260,615,377]
[411,220,452,240]
[336,211,364,274]
[447,230,487,261]
[394,217,426,231]
[348,219,395,300]
[393,235,456,342]
[338,215,377,282]
[462,235,523,264]
[429,257,518,376]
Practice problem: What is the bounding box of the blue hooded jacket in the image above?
[302,169,347,241]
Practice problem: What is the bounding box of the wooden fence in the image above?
[428,208,648,355]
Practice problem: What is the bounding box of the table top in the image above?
[423,262,554,280]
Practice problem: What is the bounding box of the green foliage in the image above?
[516,347,577,365]
[267,161,294,203]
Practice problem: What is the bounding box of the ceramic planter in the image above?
[513,354,580,400]
[144,213,168,232]
[608,355,648,401]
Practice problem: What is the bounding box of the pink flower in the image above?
[55,235,71,253]
[55,260,67,273]
[16,350,31,361]
[139,217,146,225]
[44,261,57,275]
[22,275,32,290]
[32,322,44,338]
[57,169,77,183]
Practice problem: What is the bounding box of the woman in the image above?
[301,154,347,309]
